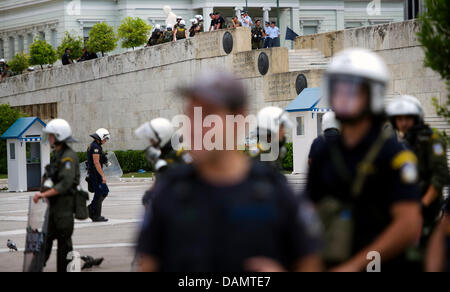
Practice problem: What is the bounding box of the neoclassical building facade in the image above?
[0,0,406,60]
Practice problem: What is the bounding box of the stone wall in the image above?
[295,20,448,121]
[0,27,316,151]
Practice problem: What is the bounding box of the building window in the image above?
[51,30,57,48]
[83,27,92,42]
[39,31,45,41]
[296,116,305,136]
[27,33,34,46]
[10,143,15,160]
[303,26,318,35]
[18,35,24,52]
[9,37,15,59]
[345,21,364,29]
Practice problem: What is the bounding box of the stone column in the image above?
[262,7,271,24]
[235,6,243,19]
[203,7,214,32]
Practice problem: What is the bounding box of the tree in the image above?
[86,22,118,57]
[8,52,30,75]
[57,31,84,60]
[118,17,152,50]
[0,105,26,174]
[29,39,58,69]
[418,0,450,123]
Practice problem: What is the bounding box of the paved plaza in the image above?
[0,176,305,272]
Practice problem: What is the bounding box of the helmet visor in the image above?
[328,75,370,121]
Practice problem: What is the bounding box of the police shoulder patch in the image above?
[400,163,418,184]
[94,149,99,153]
[391,150,418,170]
[433,143,445,156]
[65,161,72,170]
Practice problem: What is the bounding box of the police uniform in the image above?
[307,122,420,270]
[141,145,192,207]
[405,125,449,227]
[309,128,340,162]
[247,142,287,171]
[44,143,80,272]
[137,160,321,272]
[87,140,109,220]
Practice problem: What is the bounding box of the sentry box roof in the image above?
[1,117,46,141]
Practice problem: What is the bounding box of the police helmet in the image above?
[195,15,203,21]
[179,20,186,27]
[43,119,75,143]
[154,24,161,30]
[257,106,293,135]
[322,112,340,132]
[135,118,174,148]
[90,128,111,141]
[324,48,389,122]
[386,95,424,128]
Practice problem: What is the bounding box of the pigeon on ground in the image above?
[81,255,104,270]
[7,239,18,252]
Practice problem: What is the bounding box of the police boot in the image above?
[92,198,108,222]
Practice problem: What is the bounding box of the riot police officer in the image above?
[309,112,340,166]
[387,95,449,270]
[136,71,322,272]
[135,118,192,206]
[33,119,80,272]
[249,106,292,170]
[307,48,422,272]
[87,128,111,222]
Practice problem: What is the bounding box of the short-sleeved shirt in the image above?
[137,161,321,272]
[241,16,253,27]
[215,16,226,29]
[307,123,420,269]
[267,26,280,39]
[87,140,104,180]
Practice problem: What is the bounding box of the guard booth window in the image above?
[296,116,305,136]
[9,143,15,160]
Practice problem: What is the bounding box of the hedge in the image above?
[78,150,152,173]
[281,143,293,171]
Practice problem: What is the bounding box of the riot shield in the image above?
[80,151,123,191]
[23,197,49,272]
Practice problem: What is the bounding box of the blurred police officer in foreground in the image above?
[248,106,292,170]
[309,112,340,166]
[33,119,80,272]
[387,95,449,271]
[136,71,322,272]
[87,128,111,222]
[307,48,422,272]
[135,118,192,207]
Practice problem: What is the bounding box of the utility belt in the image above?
[317,130,390,263]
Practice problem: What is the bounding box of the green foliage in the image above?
[118,17,151,50]
[29,39,58,69]
[0,105,27,174]
[57,32,84,60]
[77,150,151,173]
[8,52,29,75]
[418,0,450,122]
[281,142,293,171]
[86,22,118,57]
[114,150,152,173]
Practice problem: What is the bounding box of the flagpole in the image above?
[276,0,280,27]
